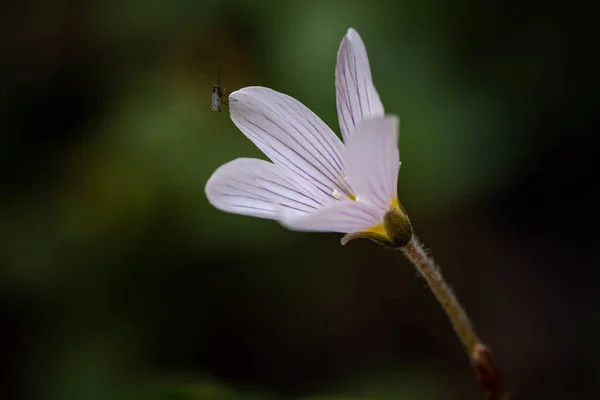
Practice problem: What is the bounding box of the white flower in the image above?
[205,28,407,245]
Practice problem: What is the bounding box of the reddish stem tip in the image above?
[471,343,508,400]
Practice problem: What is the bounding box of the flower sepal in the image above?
[341,231,395,247]
[341,205,412,249]
[383,207,413,248]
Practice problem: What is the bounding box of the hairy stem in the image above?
[402,236,478,352]
[401,236,507,400]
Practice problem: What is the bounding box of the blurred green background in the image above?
[2,0,598,399]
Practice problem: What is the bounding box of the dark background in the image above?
[2,0,598,399]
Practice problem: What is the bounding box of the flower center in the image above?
[332,189,357,201]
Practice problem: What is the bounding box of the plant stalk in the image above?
[401,236,508,400]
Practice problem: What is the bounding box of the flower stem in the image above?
[402,236,478,351]
[401,236,508,400]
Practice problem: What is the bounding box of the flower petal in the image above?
[229,86,352,198]
[279,200,382,233]
[335,28,384,141]
[205,158,330,220]
[343,116,400,211]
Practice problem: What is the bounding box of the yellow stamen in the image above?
[334,190,356,201]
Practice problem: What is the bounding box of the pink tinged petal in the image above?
[205,158,330,220]
[343,116,400,211]
[229,86,352,198]
[279,200,382,234]
[335,28,384,141]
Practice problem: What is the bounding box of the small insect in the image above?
[211,64,229,112]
